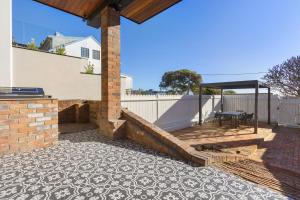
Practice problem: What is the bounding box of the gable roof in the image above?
[63,36,101,47]
[45,33,101,51]
[48,32,84,42]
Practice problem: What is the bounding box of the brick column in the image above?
[99,6,125,139]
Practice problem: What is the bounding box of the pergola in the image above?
[199,80,271,133]
[34,0,181,138]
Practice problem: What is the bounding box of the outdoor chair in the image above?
[240,113,254,125]
[222,115,234,126]
[213,112,222,123]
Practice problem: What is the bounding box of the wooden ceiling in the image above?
[34,0,181,28]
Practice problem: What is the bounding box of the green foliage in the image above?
[84,62,94,74]
[223,90,236,95]
[202,88,219,95]
[263,56,300,97]
[131,89,157,95]
[202,88,236,95]
[159,69,202,95]
[55,46,66,55]
[27,38,38,50]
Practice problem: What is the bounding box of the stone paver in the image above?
[0,130,287,200]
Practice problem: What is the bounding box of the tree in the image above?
[27,38,38,50]
[159,69,202,94]
[55,46,66,55]
[263,56,300,97]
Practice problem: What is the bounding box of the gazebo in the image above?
[199,80,271,133]
[34,0,181,139]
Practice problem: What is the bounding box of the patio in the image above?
[0,0,299,199]
[0,129,287,200]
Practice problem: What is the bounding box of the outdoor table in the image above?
[218,111,245,128]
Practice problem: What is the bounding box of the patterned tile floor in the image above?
[0,130,289,200]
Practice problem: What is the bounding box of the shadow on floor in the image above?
[59,123,98,134]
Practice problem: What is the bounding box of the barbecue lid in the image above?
[0,87,48,98]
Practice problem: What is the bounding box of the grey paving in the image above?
[0,130,289,200]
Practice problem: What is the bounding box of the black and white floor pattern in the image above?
[0,130,289,200]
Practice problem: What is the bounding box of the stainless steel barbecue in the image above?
[0,87,50,98]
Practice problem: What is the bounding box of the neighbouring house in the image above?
[40,32,102,74]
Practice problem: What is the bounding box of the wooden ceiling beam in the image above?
[34,0,181,27]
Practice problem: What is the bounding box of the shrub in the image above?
[84,62,94,74]
[55,46,66,55]
[27,38,38,50]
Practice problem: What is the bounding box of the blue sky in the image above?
[13,0,300,90]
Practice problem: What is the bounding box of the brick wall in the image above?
[121,109,247,166]
[121,109,199,162]
[99,7,125,139]
[58,100,89,124]
[87,101,101,126]
[0,98,58,154]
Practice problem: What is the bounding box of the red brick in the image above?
[19,108,36,114]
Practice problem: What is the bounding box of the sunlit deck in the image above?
[171,122,272,146]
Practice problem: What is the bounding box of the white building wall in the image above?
[0,0,13,87]
[64,37,101,74]
[12,47,132,100]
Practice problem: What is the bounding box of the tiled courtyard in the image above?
[0,130,287,200]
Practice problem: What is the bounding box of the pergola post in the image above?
[254,83,259,133]
[99,6,125,139]
[268,87,271,125]
[199,86,202,125]
[220,89,224,112]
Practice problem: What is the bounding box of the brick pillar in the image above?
[99,6,125,139]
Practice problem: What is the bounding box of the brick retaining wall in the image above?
[0,98,58,154]
[87,101,101,126]
[121,109,207,165]
[58,100,89,124]
[121,109,247,166]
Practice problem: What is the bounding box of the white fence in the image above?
[224,94,280,123]
[121,94,300,131]
[121,95,221,131]
[278,98,300,126]
[122,95,221,131]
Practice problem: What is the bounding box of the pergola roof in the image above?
[34,0,181,28]
[200,80,269,90]
[199,80,271,133]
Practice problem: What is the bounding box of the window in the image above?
[93,50,100,60]
[81,47,89,58]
